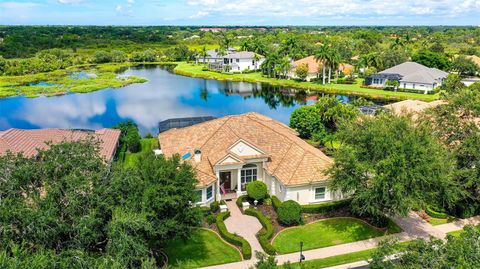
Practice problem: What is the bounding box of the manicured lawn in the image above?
[124,138,159,167]
[429,217,456,226]
[272,217,400,254]
[173,62,440,102]
[447,225,480,237]
[164,229,242,269]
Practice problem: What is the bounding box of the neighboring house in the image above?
[159,112,340,206]
[288,56,354,81]
[365,62,448,93]
[0,128,121,162]
[209,51,264,72]
[197,47,237,64]
[288,56,321,81]
[461,77,480,87]
[383,99,445,115]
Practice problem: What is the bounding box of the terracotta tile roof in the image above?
[159,112,333,187]
[383,99,445,115]
[466,55,480,68]
[0,128,120,161]
[292,56,322,74]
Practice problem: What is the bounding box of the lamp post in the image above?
[300,241,305,263]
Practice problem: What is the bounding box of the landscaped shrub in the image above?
[199,206,211,217]
[246,181,268,201]
[426,206,449,219]
[244,208,276,255]
[236,195,249,210]
[301,199,351,214]
[216,212,252,259]
[271,196,281,212]
[206,214,216,225]
[210,201,220,213]
[277,200,302,226]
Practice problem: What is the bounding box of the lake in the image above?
[0,65,383,135]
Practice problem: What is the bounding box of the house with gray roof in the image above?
[365,62,449,93]
[196,47,237,64]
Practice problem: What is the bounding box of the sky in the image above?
[0,0,480,26]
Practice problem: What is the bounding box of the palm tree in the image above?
[390,37,405,50]
[253,53,261,71]
[315,45,330,84]
[261,52,279,78]
[327,49,341,84]
[240,40,250,51]
[200,46,208,65]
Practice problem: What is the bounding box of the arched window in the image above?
[241,163,258,191]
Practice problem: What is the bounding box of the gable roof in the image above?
[292,56,322,74]
[379,62,448,84]
[0,128,120,161]
[224,51,263,59]
[159,112,333,187]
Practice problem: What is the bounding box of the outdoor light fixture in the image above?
[300,241,305,263]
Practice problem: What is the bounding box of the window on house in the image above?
[236,59,239,63]
[206,185,213,200]
[195,190,202,202]
[252,60,255,65]
[314,187,326,200]
[241,163,258,191]
[404,83,406,88]
[413,84,416,89]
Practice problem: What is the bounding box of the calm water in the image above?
[0,65,380,135]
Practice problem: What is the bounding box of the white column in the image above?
[236,168,242,196]
[216,170,221,201]
[271,177,276,196]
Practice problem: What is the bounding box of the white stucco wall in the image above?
[196,182,216,206]
[282,182,339,205]
[227,58,264,72]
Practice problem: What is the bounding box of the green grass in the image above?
[124,138,158,167]
[164,229,242,269]
[279,241,411,269]
[272,217,399,254]
[173,62,440,102]
[447,225,480,237]
[429,217,456,226]
[0,63,148,98]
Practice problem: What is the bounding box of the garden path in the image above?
[435,215,480,234]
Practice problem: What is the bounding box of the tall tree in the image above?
[329,113,458,218]
[315,45,330,84]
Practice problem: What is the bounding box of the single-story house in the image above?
[158,112,341,206]
[365,62,448,93]
[0,128,121,162]
[196,47,237,64]
[288,56,354,81]
[208,51,265,72]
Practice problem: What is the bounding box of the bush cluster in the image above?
[277,200,302,226]
[215,212,252,259]
[244,208,276,255]
[301,199,351,214]
[210,201,220,213]
[271,196,282,212]
[425,206,449,219]
[246,181,268,201]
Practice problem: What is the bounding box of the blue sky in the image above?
[1,0,479,26]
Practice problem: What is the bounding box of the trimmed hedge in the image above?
[277,200,302,226]
[301,199,351,214]
[244,208,276,255]
[236,195,248,210]
[215,212,252,260]
[426,206,449,219]
[271,195,282,212]
[210,201,220,213]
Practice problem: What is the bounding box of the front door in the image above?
[220,171,231,192]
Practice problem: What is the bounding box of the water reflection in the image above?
[0,65,379,135]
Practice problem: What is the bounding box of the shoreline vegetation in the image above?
[0,61,440,101]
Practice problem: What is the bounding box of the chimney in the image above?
[194,149,202,163]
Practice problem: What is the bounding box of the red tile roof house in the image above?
[0,128,121,162]
[159,112,344,206]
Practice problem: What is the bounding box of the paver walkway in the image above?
[436,215,480,233]
[224,200,263,256]
[391,211,447,239]
[200,211,479,269]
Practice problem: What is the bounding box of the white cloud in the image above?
[0,2,39,9]
[57,0,84,4]
[186,0,480,18]
[190,11,209,19]
[127,0,135,4]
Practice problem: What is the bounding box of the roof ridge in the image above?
[287,151,306,185]
[271,142,294,176]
